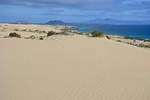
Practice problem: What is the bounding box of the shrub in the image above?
[106,35,111,39]
[22,29,27,31]
[14,29,19,31]
[91,30,104,37]
[61,27,70,32]
[47,31,56,36]
[144,40,150,42]
[59,31,69,35]
[39,36,44,40]
[29,35,36,39]
[72,31,84,35]
[28,29,33,32]
[9,32,21,38]
[138,44,150,48]
[124,36,134,39]
[41,31,47,33]
[34,30,39,32]
[116,40,121,42]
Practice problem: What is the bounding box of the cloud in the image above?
[122,0,150,5]
[0,0,150,23]
[0,0,149,11]
[0,0,120,9]
[122,0,150,9]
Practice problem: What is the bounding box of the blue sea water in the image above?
[75,24,150,40]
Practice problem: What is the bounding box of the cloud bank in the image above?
[0,0,150,24]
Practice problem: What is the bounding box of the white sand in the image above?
[0,24,150,100]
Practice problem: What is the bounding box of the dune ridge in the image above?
[0,24,150,100]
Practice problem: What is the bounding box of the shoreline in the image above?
[3,22,150,40]
[0,23,150,49]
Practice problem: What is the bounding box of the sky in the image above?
[0,0,150,24]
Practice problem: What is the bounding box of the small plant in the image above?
[91,30,104,37]
[144,40,150,42]
[139,43,145,47]
[61,27,70,32]
[59,30,69,35]
[9,32,21,38]
[34,30,40,33]
[124,36,135,40]
[106,35,111,39]
[116,40,121,42]
[29,35,36,39]
[28,29,33,32]
[72,31,84,35]
[39,36,44,40]
[47,31,56,36]
[14,29,19,31]
[22,29,27,31]
[138,44,150,48]
[41,31,47,33]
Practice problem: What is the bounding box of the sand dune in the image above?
[0,34,150,100]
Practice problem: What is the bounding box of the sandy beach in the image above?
[0,24,150,100]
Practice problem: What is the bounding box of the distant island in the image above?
[12,20,29,24]
[46,20,66,25]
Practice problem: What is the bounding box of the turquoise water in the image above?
[75,24,150,40]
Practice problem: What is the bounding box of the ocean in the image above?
[74,24,150,40]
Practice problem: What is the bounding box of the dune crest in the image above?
[0,24,150,100]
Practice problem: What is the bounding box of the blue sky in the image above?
[0,0,150,24]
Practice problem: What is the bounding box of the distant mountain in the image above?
[12,20,29,24]
[46,20,84,26]
[46,20,65,25]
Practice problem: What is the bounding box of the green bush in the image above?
[144,40,150,42]
[139,44,150,48]
[9,32,21,38]
[91,30,104,37]
[47,31,56,36]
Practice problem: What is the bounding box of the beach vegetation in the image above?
[59,31,69,35]
[22,29,27,31]
[138,44,150,48]
[61,27,70,32]
[39,36,44,40]
[144,40,150,42]
[116,40,121,42]
[9,32,21,38]
[41,31,47,33]
[28,29,33,32]
[14,29,19,31]
[47,31,57,36]
[106,35,111,39]
[123,36,142,41]
[91,30,104,37]
[24,35,36,39]
[124,36,135,39]
[29,35,36,39]
[72,31,84,35]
